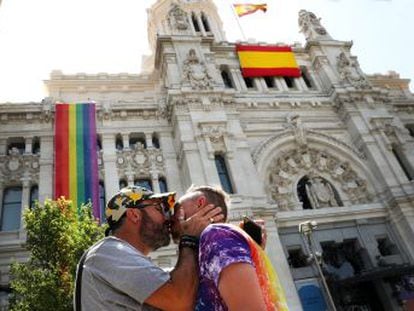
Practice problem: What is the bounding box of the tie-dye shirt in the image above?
[195,224,253,311]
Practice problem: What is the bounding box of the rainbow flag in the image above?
[233,3,267,17]
[236,44,301,78]
[54,103,100,219]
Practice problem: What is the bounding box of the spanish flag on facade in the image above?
[236,44,301,78]
[233,3,267,17]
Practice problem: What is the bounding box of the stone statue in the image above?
[337,52,370,89]
[182,49,213,90]
[287,113,306,146]
[305,177,339,208]
[168,3,189,31]
[298,10,330,40]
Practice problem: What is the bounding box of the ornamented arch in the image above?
[252,125,379,211]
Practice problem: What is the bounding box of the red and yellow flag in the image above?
[236,44,301,78]
[233,3,267,17]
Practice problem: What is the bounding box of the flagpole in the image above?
[229,3,247,41]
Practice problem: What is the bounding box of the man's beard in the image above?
[140,210,171,250]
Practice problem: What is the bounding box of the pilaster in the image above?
[266,217,303,311]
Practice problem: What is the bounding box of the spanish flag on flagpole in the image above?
[233,3,267,17]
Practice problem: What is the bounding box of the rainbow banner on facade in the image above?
[54,103,100,219]
[236,44,301,78]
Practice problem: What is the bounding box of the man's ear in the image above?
[197,195,207,208]
[126,208,140,224]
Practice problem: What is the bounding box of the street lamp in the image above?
[299,220,337,311]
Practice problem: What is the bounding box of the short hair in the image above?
[186,185,230,220]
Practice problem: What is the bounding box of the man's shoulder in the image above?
[87,237,143,260]
[200,224,247,244]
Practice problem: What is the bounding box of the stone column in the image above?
[0,181,3,228]
[38,135,53,203]
[122,133,129,150]
[151,172,161,193]
[144,132,153,148]
[230,69,243,91]
[20,177,31,229]
[24,137,32,154]
[265,217,303,311]
[197,14,206,36]
[0,138,6,155]
[275,77,288,91]
[233,69,247,92]
[159,132,184,195]
[101,134,120,200]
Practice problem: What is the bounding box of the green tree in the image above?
[9,198,105,311]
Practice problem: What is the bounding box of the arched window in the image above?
[1,187,22,231]
[115,134,124,151]
[297,176,313,210]
[152,133,160,149]
[99,181,106,222]
[201,13,210,32]
[192,13,200,32]
[214,155,234,194]
[159,177,168,193]
[134,179,152,191]
[221,67,234,88]
[29,185,39,208]
[297,176,342,209]
[32,137,41,154]
[129,133,146,149]
[119,179,128,189]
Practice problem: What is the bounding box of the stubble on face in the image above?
[139,209,171,250]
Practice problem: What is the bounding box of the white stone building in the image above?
[1,0,414,310]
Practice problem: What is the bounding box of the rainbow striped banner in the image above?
[54,103,100,219]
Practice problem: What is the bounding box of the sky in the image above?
[0,0,412,103]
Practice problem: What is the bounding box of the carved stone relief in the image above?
[198,122,233,159]
[337,52,371,89]
[168,3,189,31]
[116,143,165,179]
[267,148,373,211]
[0,149,40,184]
[182,49,213,90]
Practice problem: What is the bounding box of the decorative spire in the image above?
[298,10,332,41]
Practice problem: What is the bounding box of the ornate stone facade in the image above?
[0,2,413,310]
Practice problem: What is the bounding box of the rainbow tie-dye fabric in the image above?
[196,224,288,311]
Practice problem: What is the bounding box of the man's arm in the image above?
[145,247,197,311]
[145,204,223,311]
[218,263,267,311]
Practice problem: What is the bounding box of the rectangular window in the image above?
[214,155,234,194]
[134,179,153,191]
[287,248,308,268]
[1,187,22,231]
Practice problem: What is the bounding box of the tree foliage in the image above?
[9,198,105,311]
